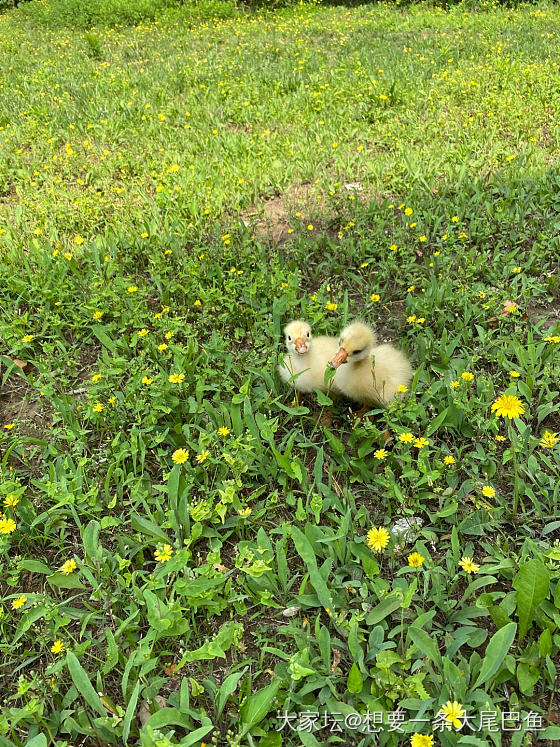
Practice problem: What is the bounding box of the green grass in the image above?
[1,1,560,745]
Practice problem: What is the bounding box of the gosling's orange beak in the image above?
[294,337,308,354]
[331,347,348,368]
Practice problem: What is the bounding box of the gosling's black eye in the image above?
[306,332,310,338]
[353,348,363,356]
[288,335,292,341]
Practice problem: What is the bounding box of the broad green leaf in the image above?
[66,652,106,716]
[425,406,449,436]
[366,595,402,626]
[130,513,169,543]
[24,736,48,747]
[177,724,213,746]
[180,622,242,664]
[408,627,441,667]
[291,526,333,611]
[216,668,247,719]
[299,732,322,747]
[347,663,363,694]
[473,622,517,688]
[13,604,48,644]
[239,679,283,736]
[516,661,539,695]
[258,734,282,747]
[122,680,140,745]
[142,707,191,731]
[91,324,117,353]
[513,557,550,641]
[47,571,86,590]
[82,520,102,562]
[18,560,52,575]
[315,390,333,406]
[540,727,560,740]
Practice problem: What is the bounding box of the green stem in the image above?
[509,424,523,516]
[309,376,334,440]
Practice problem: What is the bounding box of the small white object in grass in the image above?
[282,605,300,617]
[344,182,362,192]
[390,517,423,542]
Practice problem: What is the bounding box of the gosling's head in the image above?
[331,322,376,368]
[284,320,312,356]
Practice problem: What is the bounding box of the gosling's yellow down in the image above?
[330,321,412,406]
[278,320,340,394]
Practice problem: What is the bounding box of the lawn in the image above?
[1,0,560,745]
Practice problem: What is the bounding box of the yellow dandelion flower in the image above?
[374,449,387,460]
[495,435,506,442]
[458,557,480,574]
[74,236,84,245]
[158,344,168,350]
[12,596,27,610]
[138,329,149,337]
[398,432,414,443]
[389,244,397,251]
[325,302,338,311]
[370,293,380,302]
[60,559,77,575]
[141,376,153,385]
[397,385,408,393]
[51,640,64,654]
[491,394,525,419]
[238,507,252,517]
[127,285,138,293]
[509,371,520,377]
[92,311,103,320]
[404,207,413,216]
[366,526,390,553]
[481,485,495,498]
[21,334,34,343]
[165,332,174,340]
[461,372,474,381]
[450,380,460,388]
[168,373,184,383]
[439,701,465,729]
[444,455,455,465]
[411,734,434,747]
[155,544,173,562]
[172,448,189,464]
[218,427,230,436]
[92,403,103,413]
[196,450,210,464]
[0,518,16,534]
[540,431,559,449]
[408,552,425,568]
[4,495,19,507]
[414,437,429,449]
[4,423,15,430]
